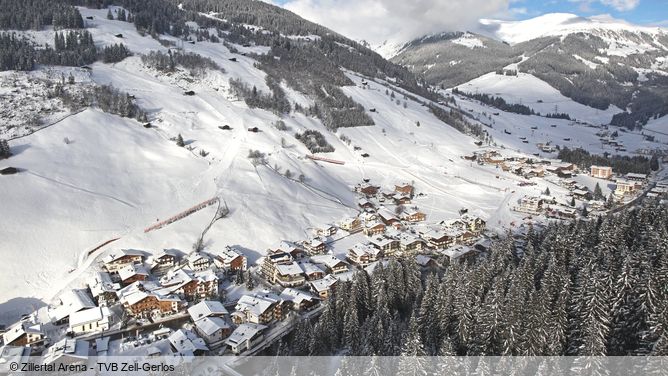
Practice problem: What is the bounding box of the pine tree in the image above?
[544,187,551,196]
[570,197,576,207]
[107,8,114,20]
[0,139,11,159]
[593,183,604,200]
[176,134,185,147]
[246,271,254,290]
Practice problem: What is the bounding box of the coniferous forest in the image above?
[277,201,668,356]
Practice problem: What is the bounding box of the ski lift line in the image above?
[144,197,220,233]
[306,154,346,165]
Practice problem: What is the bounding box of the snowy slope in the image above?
[456,72,622,125]
[0,7,556,322]
[479,13,667,48]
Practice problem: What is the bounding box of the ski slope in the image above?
[456,72,622,125]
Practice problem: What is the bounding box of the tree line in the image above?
[0,0,83,30]
[557,147,657,175]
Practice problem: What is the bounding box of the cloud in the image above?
[569,0,640,12]
[277,0,510,45]
[599,0,640,11]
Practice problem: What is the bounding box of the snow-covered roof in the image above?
[416,255,436,266]
[43,338,89,365]
[441,245,474,260]
[103,249,145,264]
[279,288,317,305]
[310,255,348,269]
[88,271,120,298]
[225,323,266,347]
[275,262,304,277]
[118,263,149,282]
[195,269,218,283]
[348,243,378,257]
[188,300,228,322]
[2,320,42,345]
[627,173,648,179]
[194,316,230,336]
[49,289,96,321]
[160,268,193,287]
[69,306,111,328]
[168,329,208,355]
[297,261,323,276]
[310,275,338,293]
[398,233,423,245]
[211,246,244,262]
[368,236,397,248]
[235,294,280,317]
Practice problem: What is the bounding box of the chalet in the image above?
[211,246,247,272]
[194,317,231,346]
[0,167,18,175]
[357,183,380,196]
[310,255,349,274]
[225,323,267,354]
[591,165,613,179]
[87,272,120,306]
[368,236,400,255]
[118,263,149,285]
[68,307,113,335]
[461,214,486,235]
[572,189,591,200]
[219,125,232,130]
[193,269,219,299]
[358,198,374,210]
[394,194,412,205]
[547,206,577,219]
[615,179,638,196]
[102,249,145,273]
[415,255,438,268]
[297,261,325,280]
[273,262,306,287]
[378,208,400,227]
[261,251,292,280]
[150,249,179,274]
[304,238,327,254]
[339,216,362,232]
[402,209,426,222]
[313,224,337,237]
[626,173,648,182]
[187,252,212,271]
[423,230,453,249]
[188,300,229,323]
[394,183,414,197]
[48,289,96,325]
[398,233,425,253]
[168,329,208,356]
[2,318,45,348]
[441,245,477,263]
[120,290,184,318]
[232,293,283,325]
[43,338,89,366]
[363,222,386,236]
[519,196,542,213]
[279,288,319,311]
[347,243,383,266]
[309,275,338,299]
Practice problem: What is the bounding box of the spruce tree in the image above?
[176,134,185,147]
[107,8,114,20]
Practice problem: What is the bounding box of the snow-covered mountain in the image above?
[391,13,668,129]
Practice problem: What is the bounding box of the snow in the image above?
[4,4,658,325]
[455,71,622,125]
[479,13,667,47]
[451,33,485,49]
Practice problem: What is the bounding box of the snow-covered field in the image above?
[1,6,665,324]
[455,72,622,125]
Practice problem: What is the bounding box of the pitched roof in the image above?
[310,275,338,293]
[279,288,318,305]
[49,289,96,321]
[187,301,228,322]
[195,316,230,337]
[225,323,267,347]
[118,263,149,282]
[168,329,209,355]
[275,262,304,277]
[69,306,111,328]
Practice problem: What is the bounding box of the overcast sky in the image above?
[268,0,667,45]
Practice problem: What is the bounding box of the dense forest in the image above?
[558,147,658,175]
[0,0,84,30]
[295,130,335,154]
[276,200,668,358]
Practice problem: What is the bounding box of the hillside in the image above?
[0,2,550,322]
[391,14,668,129]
